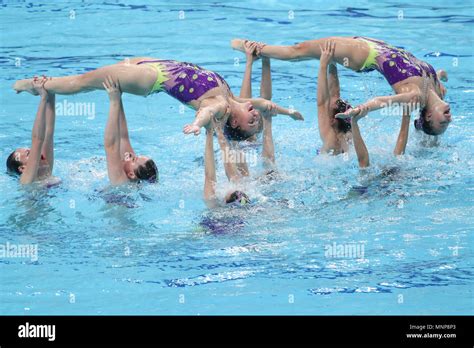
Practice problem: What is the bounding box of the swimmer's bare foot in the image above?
[232,39,267,57]
[231,38,247,53]
[13,78,39,95]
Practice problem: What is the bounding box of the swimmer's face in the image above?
[426,101,452,135]
[225,190,250,205]
[123,152,150,180]
[12,148,49,173]
[332,98,351,116]
[234,102,261,135]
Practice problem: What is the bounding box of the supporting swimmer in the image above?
[102,76,158,185]
[232,36,451,155]
[6,76,58,185]
[317,40,353,155]
[203,117,250,208]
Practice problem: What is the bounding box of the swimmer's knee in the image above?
[292,43,306,58]
[291,42,313,59]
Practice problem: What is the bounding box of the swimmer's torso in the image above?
[136,59,231,107]
[354,37,442,97]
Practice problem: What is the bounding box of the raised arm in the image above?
[328,63,341,100]
[351,114,369,168]
[118,98,134,155]
[214,121,241,183]
[260,57,275,167]
[262,114,275,168]
[317,41,337,145]
[239,41,258,99]
[393,111,411,155]
[40,86,56,175]
[203,123,218,207]
[103,76,129,185]
[20,78,49,184]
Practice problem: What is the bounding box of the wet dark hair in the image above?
[134,159,158,183]
[226,191,250,205]
[223,119,250,141]
[414,108,437,135]
[6,150,22,175]
[334,99,352,133]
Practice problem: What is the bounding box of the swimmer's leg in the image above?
[231,37,369,71]
[14,63,156,96]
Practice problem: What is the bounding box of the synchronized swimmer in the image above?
[8,35,451,206]
[232,36,451,154]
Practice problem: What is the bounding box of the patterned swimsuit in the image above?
[354,37,439,86]
[136,59,227,104]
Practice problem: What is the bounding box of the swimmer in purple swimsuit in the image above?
[203,42,300,205]
[6,76,60,185]
[231,36,451,155]
[13,57,303,144]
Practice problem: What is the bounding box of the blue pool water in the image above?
[0,0,473,315]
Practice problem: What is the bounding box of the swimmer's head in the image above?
[122,153,158,183]
[415,102,452,135]
[225,190,251,205]
[225,101,261,140]
[6,148,50,176]
[332,98,352,133]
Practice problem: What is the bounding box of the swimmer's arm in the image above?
[41,93,56,174]
[204,125,218,206]
[215,123,240,183]
[20,95,48,184]
[336,91,421,121]
[343,93,417,156]
[351,116,369,168]
[328,63,341,100]
[239,48,254,99]
[238,97,303,120]
[357,91,421,114]
[118,98,134,156]
[260,57,276,167]
[104,79,129,185]
[183,103,225,136]
[260,57,272,100]
[393,112,410,156]
[232,141,250,177]
[317,60,337,146]
[262,113,275,167]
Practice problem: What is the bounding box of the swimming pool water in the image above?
[0,0,473,315]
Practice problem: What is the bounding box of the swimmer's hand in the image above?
[335,104,369,120]
[102,76,122,101]
[183,124,201,136]
[32,76,49,98]
[289,110,304,121]
[244,40,259,62]
[320,40,336,67]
